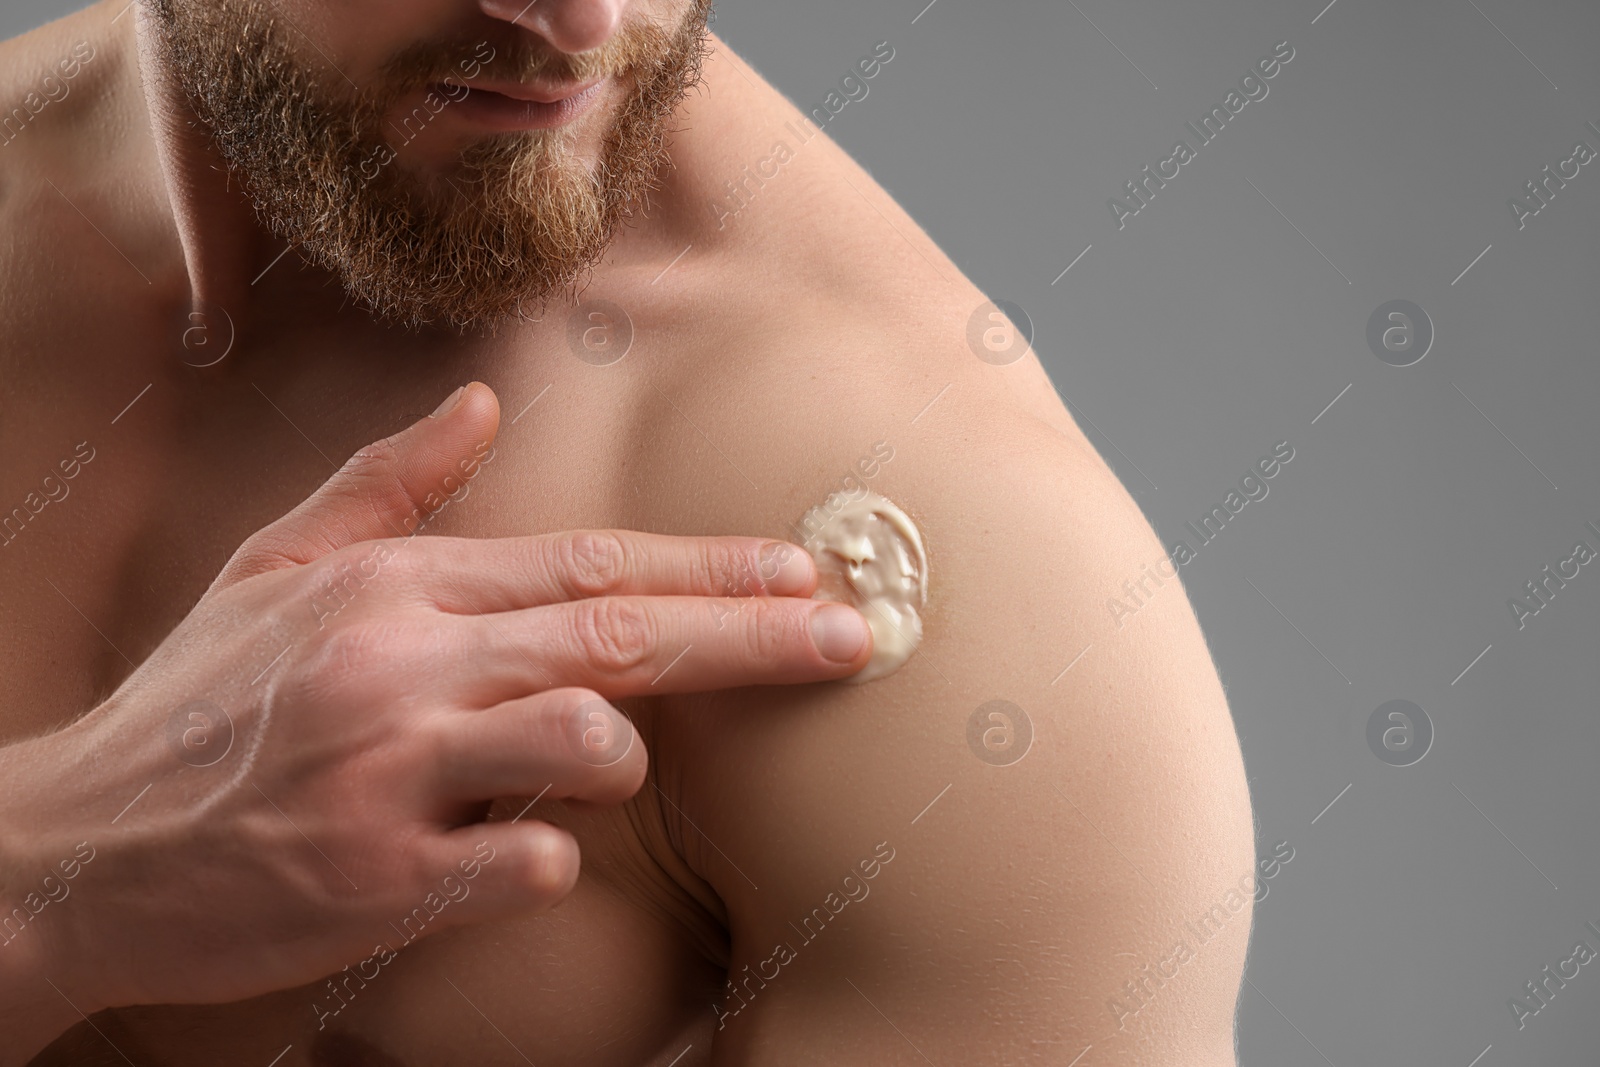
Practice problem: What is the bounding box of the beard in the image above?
[145,0,711,332]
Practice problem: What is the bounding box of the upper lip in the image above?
[441,76,605,104]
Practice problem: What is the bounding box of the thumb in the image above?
[215,382,500,589]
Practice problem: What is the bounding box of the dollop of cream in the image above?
[798,490,928,683]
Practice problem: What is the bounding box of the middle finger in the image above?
[451,594,875,702]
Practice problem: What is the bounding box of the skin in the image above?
[0,1,1257,1065]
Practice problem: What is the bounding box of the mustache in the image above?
[376,15,687,96]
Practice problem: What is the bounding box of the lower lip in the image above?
[431,79,607,132]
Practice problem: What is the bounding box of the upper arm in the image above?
[685,417,1256,1065]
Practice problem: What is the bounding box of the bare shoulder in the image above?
[639,280,1254,1059]
[0,1,146,289]
[631,70,1257,1056]
[0,2,166,393]
[0,2,124,167]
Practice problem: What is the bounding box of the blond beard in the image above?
[146,0,711,332]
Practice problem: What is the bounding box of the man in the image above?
[0,0,1257,1062]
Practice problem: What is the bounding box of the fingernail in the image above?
[761,542,813,595]
[810,603,869,664]
[429,385,466,418]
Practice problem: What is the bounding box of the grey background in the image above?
[9,0,1599,1063]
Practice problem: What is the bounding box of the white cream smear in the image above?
[798,490,928,683]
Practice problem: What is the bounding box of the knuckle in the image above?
[702,538,755,597]
[332,537,407,580]
[513,690,586,756]
[325,439,428,527]
[555,530,630,598]
[320,453,392,514]
[225,525,309,579]
[745,599,800,663]
[339,436,399,481]
[303,619,398,680]
[301,546,397,622]
[371,539,419,585]
[570,598,655,675]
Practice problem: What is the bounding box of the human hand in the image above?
[0,382,870,1050]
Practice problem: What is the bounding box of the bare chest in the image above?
[8,324,735,1067]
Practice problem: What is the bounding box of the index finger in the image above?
[396,530,818,614]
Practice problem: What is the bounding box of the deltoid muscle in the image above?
[798,490,927,683]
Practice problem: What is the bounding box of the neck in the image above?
[131,5,281,340]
